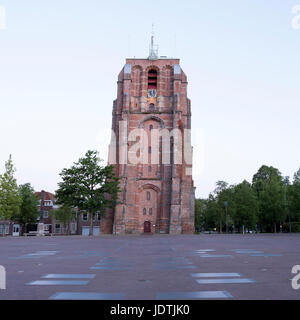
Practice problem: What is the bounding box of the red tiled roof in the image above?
[35,191,55,201]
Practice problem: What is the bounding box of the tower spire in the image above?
[148,24,158,60]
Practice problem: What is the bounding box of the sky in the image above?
[0,0,300,198]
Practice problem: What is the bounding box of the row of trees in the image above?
[195,165,300,233]
[0,155,40,235]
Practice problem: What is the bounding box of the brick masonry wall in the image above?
[102,57,195,234]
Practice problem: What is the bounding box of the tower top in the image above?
[148,24,159,60]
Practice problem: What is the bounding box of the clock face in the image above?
[148,89,157,98]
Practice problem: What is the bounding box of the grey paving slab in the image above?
[49,292,125,300]
[197,254,233,258]
[27,280,89,285]
[156,291,233,299]
[153,265,196,270]
[42,274,96,279]
[191,273,241,278]
[250,253,283,257]
[90,266,132,270]
[196,278,256,284]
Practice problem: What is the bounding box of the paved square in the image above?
[0,234,300,300]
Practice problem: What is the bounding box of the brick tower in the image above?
[101,38,195,235]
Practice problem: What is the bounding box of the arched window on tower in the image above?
[149,104,155,112]
[148,69,157,97]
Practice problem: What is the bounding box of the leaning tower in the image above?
[101,38,195,235]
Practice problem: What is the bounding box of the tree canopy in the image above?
[16,183,39,230]
[0,155,22,235]
[196,165,300,233]
[55,150,120,235]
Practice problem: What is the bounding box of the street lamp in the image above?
[224,201,228,233]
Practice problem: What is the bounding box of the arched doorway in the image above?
[144,221,151,233]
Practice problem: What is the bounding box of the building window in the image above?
[147,191,151,200]
[143,208,146,215]
[149,208,153,215]
[82,213,88,221]
[149,124,153,131]
[0,224,9,235]
[71,223,76,233]
[94,213,101,221]
[55,224,61,233]
[148,166,152,173]
[43,211,48,218]
[148,146,151,154]
[149,104,155,112]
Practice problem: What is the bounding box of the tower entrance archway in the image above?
[144,221,151,233]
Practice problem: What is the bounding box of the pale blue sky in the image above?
[0,0,300,197]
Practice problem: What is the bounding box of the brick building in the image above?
[35,190,56,234]
[35,190,100,236]
[102,39,195,235]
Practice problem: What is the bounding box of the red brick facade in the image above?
[102,56,195,235]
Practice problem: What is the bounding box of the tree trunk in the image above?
[22,224,26,236]
[89,212,93,236]
[274,222,277,233]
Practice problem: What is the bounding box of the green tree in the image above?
[213,181,228,233]
[55,150,120,236]
[289,169,300,225]
[259,177,286,232]
[213,181,236,233]
[195,198,208,232]
[0,155,22,236]
[51,206,76,235]
[202,194,220,231]
[232,180,258,232]
[252,165,282,196]
[252,165,285,232]
[15,183,39,234]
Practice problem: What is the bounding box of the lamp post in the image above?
[224,201,228,233]
[284,177,292,233]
